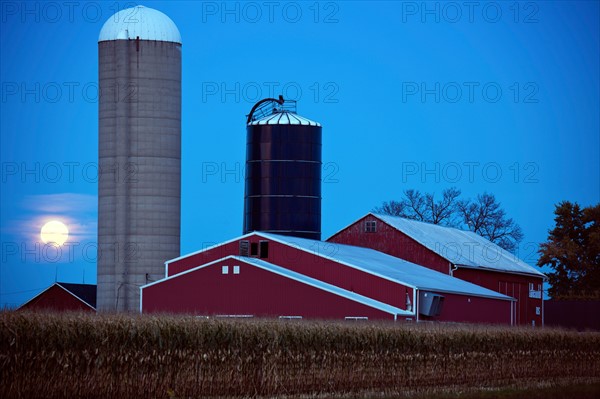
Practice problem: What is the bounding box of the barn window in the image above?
[239,240,249,256]
[365,220,377,233]
[529,283,542,299]
[233,265,240,274]
[250,242,258,256]
[259,241,269,258]
[222,265,229,274]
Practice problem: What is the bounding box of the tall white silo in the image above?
[97,6,181,311]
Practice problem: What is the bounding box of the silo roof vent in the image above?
[247,97,321,126]
[99,6,181,43]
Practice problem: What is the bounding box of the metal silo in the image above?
[244,98,322,240]
[97,6,181,311]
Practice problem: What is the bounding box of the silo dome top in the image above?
[248,111,321,127]
[98,5,181,43]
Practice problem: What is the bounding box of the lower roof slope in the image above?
[57,283,97,308]
[256,233,513,301]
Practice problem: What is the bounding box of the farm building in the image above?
[141,232,515,324]
[86,6,546,326]
[19,282,96,312]
[327,213,546,326]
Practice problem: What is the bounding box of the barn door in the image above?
[499,281,519,325]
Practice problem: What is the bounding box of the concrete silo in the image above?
[97,6,181,311]
[244,98,322,240]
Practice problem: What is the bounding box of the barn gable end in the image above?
[19,283,96,312]
[327,213,545,326]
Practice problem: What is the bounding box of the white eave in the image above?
[98,5,181,43]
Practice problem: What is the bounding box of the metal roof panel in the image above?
[257,233,514,301]
[248,111,321,126]
[371,213,545,277]
[230,256,410,316]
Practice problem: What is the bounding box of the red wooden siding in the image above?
[143,259,395,320]
[454,268,543,326]
[420,293,512,324]
[260,238,413,310]
[168,240,241,276]
[169,234,413,311]
[19,285,95,312]
[328,215,450,274]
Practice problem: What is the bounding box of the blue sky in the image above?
[1,1,599,307]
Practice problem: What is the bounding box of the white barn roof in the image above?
[370,213,545,278]
[258,233,513,301]
[99,6,181,43]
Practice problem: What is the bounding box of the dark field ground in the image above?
[1,312,599,398]
[342,380,600,399]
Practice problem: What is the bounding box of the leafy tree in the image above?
[374,188,522,252]
[537,201,600,299]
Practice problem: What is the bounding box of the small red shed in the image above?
[141,232,514,324]
[327,213,546,326]
[19,282,96,312]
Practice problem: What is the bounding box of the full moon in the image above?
[40,220,69,246]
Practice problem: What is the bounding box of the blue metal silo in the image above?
[244,97,322,240]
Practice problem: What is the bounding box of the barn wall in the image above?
[20,286,94,312]
[167,240,240,276]
[167,234,414,311]
[454,268,543,326]
[328,215,450,274]
[142,259,395,320]
[420,291,512,324]
[265,238,413,310]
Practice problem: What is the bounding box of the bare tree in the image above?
[374,188,461,227]
[457,193,523,252]
[374,200,408,217]
[404,189,428,221]
[426,187,461,225]
[375,188,523,252]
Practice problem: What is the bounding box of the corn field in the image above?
[1,311,599,398]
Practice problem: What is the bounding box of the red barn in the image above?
[19,282,96,312]
[327,213,546,326]
[142,232,514,324]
